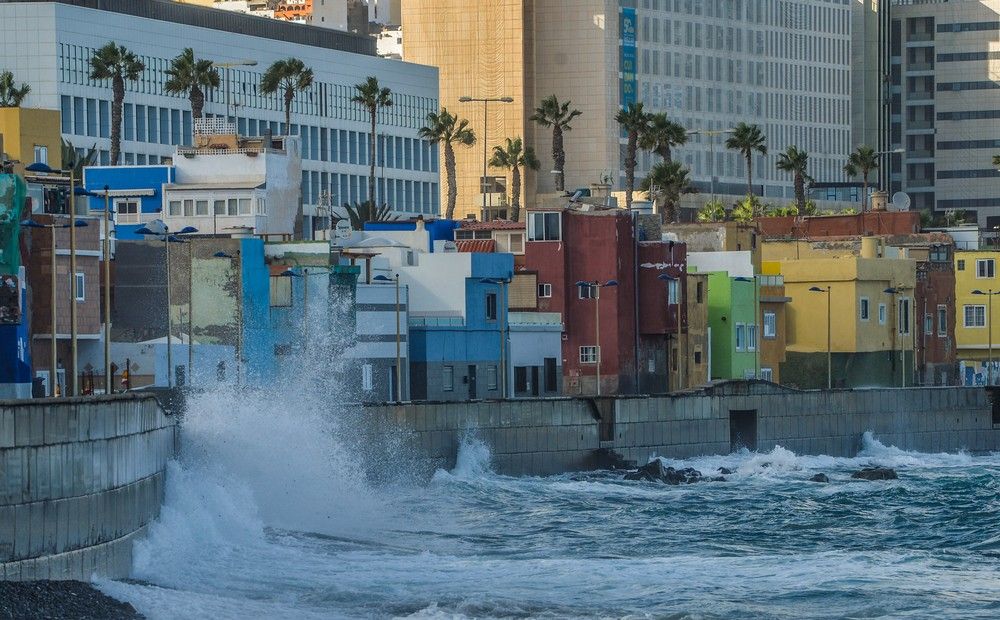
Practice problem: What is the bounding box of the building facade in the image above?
[889,0,1000,223]
[0,0,440,226]
[954,249,1000,385]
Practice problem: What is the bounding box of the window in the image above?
[747,324,758,352]
[514,366,528,393]
[115,200,140,224]
[485,292,498,321]
[269,275,292,307]
[214,200,226,215]
[667,279,679,304]
[929,246,949,262]
[879,303,887,325]
[544,357,557,392]
[528,212,561,241]
[72,272,85,302]
[33,145,48,165]
[898,298,911,335]
[937,305,947,337]
[227,198,239,216]
[860,297,870,321]
[977,259,995,279]
[361,364,373,391]
[957,259,965,271]
[508,233,524,254]
[694,348,703,364]
[443,366,454,391]
[760,367,773,381]
[537,283,552,298]
[578,283,596,299]
[735,324,746,351]
[168,200,182,216]
[580,346,598,364]
[763,312,776,338]
[183,199,194,216]
[964,304,986,328]
[696,280,704,304]
[196,200,209,216]
[487,365,498,391]
[238,198,252,215]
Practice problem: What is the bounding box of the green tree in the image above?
[352,76,393,206]
[775,146,810,211]
[337,201,398,229]
[639,112,687,163]
[61,139,98,178]
[529,95,581,192]
[0,70,30,108]
[843,145,879,212]
[488,137,539,223]
[640,161,696,223]
[731,196,760,223]
[164,48,220,120]
[696,199,727,222]
[993,154,999,168]
[726,122,768,204]
[89,42,145,166]
[615,102,649,211]
[419,108,476,220]
[260,58,314,134]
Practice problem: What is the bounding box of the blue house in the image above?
[82,166,173,240]
[364,218,461,253]
[403,252,513,401]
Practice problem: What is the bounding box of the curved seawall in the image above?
[0,394,177,581]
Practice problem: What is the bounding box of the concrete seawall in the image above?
[364,382,1000,476]
[0,394,177,581]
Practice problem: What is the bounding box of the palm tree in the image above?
[529,95,581,192]
[0,70,30,107]
[260,58,314,135]
[843,145,879,211]
[61,139,98,178]
[776,146,810,211]
[639,112,687,162]
[488,137,539,222]
[419,108,476,220]
[338,201,398,229]
[352,76,393,205]
[640,161,696,223]
[89,42,144,166]
[696,199,727,222]
[615,102,649,211]
[992,154,999,168]
[164,48,220,120]
[726,122,768,204]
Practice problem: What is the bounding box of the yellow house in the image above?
[0,107,62,169]
[953,250,1000,384]
[763,242,916,389]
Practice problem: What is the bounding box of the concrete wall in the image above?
[0,394,177,581]
[364,382,1000,477]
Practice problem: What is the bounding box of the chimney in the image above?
[415,214,425,231]
[870,190,888,212]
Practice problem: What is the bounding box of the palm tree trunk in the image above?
[795,172,805,210]
[511,164,521,222]
[746,153,753,198]
[862,172,869,212]
[110,75,124,166]
[625,131,638,210]
[553,125,565,192]
[368,110,377,204]
[283,89,293,135]
[190,86,205,119]
[444,142,457,220]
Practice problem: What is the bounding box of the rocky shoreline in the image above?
[0,581,141,619]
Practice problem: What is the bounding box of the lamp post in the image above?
[21,216,87,396]
[884,286,913,388]
[459,95,514,219]
[480,277,511,399]
[101,186,113,392]
[138,222,199,388]
[688,128,735,202]
[374,273,404,401]
[216,60,259,123]
[577,279,619,396]
[971,289,1000,385]
[809,285,832,389]
[658,273,685,391]
[735,276,759,379]
[214,251,243,384]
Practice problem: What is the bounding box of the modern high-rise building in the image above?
[0,0,440,229]
[404,0,868,220]
[889,0,1000,226]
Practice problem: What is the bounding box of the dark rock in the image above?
[711,476,727,482]
[809,473,830,483]
[624,461,704,485]
[0,581,141,619]
[851,467,898,481]
[717,467,734,475]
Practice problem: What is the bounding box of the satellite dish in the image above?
[334,219,352,239]
[890,192,911,212]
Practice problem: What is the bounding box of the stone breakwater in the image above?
[0,580,141,618]
[0,394,178,581]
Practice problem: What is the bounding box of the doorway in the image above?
[729,409,758,452]
[468,365,477,400]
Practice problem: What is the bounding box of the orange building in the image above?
[274,0,312,21]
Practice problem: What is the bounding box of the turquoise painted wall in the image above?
[705,272,757,380]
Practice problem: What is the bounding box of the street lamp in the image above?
[68,185,95,396]
[100,185,114,392]
[214,251,243,384]
[480,277,511,399]
[576,279,619,396]
[809,285,832,389]
[21,216,87,396]
[215,60,259,123]
[374,273,404,401]
[735,276,760,379]
[688,128,735,201]
[972,289,1000,385]
[459,95,514,219]
[658,273,685,391]
[137,223,198,388]
[885,286,914,387]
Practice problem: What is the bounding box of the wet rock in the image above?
[0,581,141,619]
[809,473,830,483]
[717,467,734,475]
[851,467,898,481]
[710,476,727,482]
[624,461,704,485]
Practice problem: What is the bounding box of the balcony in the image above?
[906,120,934,130]
[509,312,563,327]
[906,91,934,101]
[906,63,934,73]
[410,315,465,328]
[906,32,935,43]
